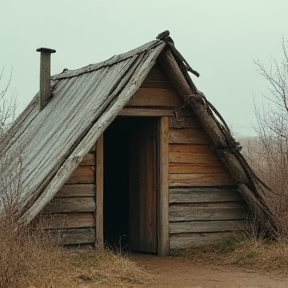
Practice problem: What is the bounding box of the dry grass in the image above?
[68,248,151,286]
[0,213,71,288]
[179,233,288,274]
[0,212,150,288]
[178,135,288,275]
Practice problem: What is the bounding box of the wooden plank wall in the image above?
[38,62,248,249]
[127,63,248,251]
[41,147,96,245]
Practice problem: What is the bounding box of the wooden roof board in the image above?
[0,40,166,222]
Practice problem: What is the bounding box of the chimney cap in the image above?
[36,47,56,53]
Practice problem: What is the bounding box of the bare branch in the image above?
[0,67,17,134]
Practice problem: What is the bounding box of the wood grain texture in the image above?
[158,117,170,256]
[42,213,95,229]
[169,128,210,144]
[129,120,157,253]
[169,164,229,174]
[66,166,95,184]
[170,202,247,209]
[44,197,96,213]
[127,88,183,107]
[119,108,191,117]
[95,135,104,248]
[169,188,243,203]
[169,173,236,186]
[169,206,248,222]
[169,151,222,165]
[169,116,200,128]
[50,228,95,245]
[170,232,234,249]
[140,81,174,89]
[144,62,170,82]
[169,144,214,154]
[56,184,95,198]
[80,153,95,166]
[170,220,247,234]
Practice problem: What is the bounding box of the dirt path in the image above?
[129,254,288,288]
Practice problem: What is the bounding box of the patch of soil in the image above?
[79,253,288,288]
[132,254,288,288]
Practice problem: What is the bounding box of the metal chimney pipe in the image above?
[36,47,56,110]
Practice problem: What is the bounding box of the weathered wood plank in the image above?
[169,117,200,128]
[80,153,95,166]
[170,232,234,249]
[96,135,104,248]
[169,188,243,203]
[144,63,170,81]
[170,202,247,209]
[50,228,95,245]
[159,117,170,256]
[140,81,174,89]
[169,164,229,174]
[169,128,210,144]
[169,173,236,186]
[169,152,222,165]
[169,206,248,222]
[42,213,95,229]
[119,108,191,117]
[44,197,96,213]
[127,88,183,107]
[66,166,95,184]
[169,144,214,154]
[170,220,247,234]
[56,184,95,198]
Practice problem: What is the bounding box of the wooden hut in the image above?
[0,31,275,256]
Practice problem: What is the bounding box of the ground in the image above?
[79,254,288,288]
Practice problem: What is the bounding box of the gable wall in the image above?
[127,63,248,250]
[40,63,248,249]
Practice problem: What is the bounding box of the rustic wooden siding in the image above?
[169,187,248,250]
[39,62,248,249]
[41,150,96,245]
[128,63,248,251]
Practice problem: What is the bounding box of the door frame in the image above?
[95,116,169,256]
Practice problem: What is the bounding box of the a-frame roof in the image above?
[0,32,277,235]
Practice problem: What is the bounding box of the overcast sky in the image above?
[1,0,288,136]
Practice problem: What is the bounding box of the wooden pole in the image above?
[158,116,169,256]
[95,134,104,248]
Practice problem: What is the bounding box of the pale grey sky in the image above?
[1,0,287,136]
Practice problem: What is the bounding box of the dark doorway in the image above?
[103,117,158,253]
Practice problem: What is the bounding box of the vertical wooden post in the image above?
[158,117,169,256]
[36,47,56,110]
[95,134,104,248]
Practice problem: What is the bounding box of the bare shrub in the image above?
[0,67,17,134]
[0,214,72,288]
[243,135,288,236]
[0,151,72,287]
[243,39,288,236]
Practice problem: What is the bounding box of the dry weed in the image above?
[0,212,150,288]
[180,234,288,274]
[68,248,151,286]
[0,213,72,288]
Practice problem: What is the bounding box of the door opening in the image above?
[103,117,158,253]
